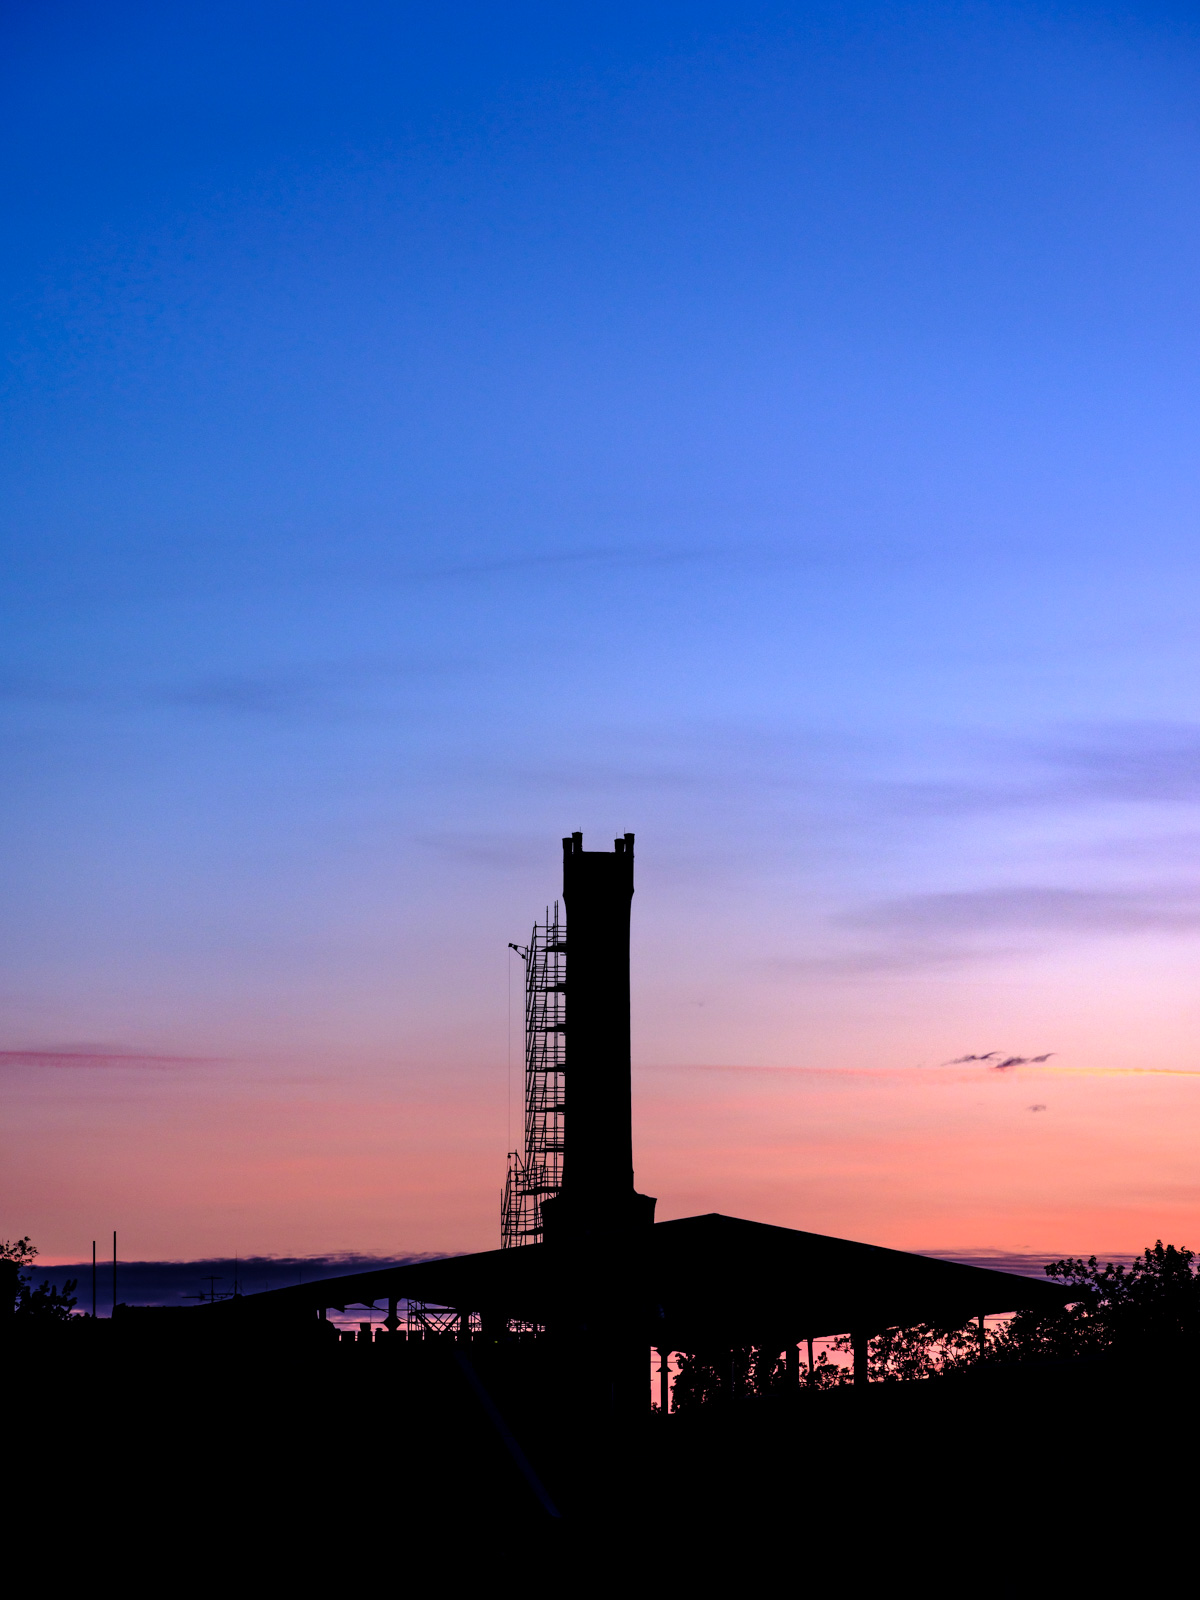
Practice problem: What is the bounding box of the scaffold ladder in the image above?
[501,904,566,1247]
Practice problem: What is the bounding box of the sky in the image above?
[4,0,1200,1267]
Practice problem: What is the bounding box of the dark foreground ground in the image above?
[15,1319,1191,1586]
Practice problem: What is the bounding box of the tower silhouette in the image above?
[540,831,656,1245]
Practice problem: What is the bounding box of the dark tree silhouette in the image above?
[832,1319,985,1381]
[849,1241,1200,1378]
[1,1237,79,1322]
[670,1348,742,1409]
[671,1343,847,1410]
[992,1241,1200,1365]
[669,1241,1200,1407]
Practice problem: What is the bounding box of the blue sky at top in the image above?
[4,0,1200,1089]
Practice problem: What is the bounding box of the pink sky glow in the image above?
[8,1041,1200,1266]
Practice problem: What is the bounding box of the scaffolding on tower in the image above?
[501,904,566,1248]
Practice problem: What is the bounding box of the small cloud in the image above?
[1028,1104,1047,1112]
[944,1051,1054,1069]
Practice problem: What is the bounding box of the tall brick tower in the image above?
[541,831,655,1245]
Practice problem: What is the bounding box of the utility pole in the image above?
[91,1241,96,1319]
[112,1232,116,1317]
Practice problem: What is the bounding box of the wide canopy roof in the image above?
[224,1214,1066,1344]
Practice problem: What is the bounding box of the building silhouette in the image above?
[215,831,1064,1413]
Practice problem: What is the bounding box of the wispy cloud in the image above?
[1041,722,1200,806]
[861,885,1200,936]
[0,1049,221,1069]
[0,655,466,721]
[642,1060,1200,1081]
[869,722,1200,820]
[771,944,995,977]
[162,655,467,719]
[418,831,555,870]
[1034,1065,1200,1078]
[410,543,714,583]
[0,673,87,706]
[777,884,1200,978]
[924,1251,1141,1276]
[164,673,324,716]
[641,1062,909,1078]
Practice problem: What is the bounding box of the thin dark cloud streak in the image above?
[776,886,1200,979]
[418,831,555,870]
[0,1049,222,1069]
[470,719,1200,838]
[29,1254,446,1307]
[644,1061,1200,1080]
[472,724,863,820]
[405,542,718,583]
[643,1062,973,1079]
[924,1251,1141,1277]
[1043,724,1200,806]
[0,655,469,719]
[857,886,1200,937]
[397,532,960,588]
[945,1052,1055,1069]
[771,945,1000,977]
[869,723,1200,821]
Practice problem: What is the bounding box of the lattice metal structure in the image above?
[404,1303,480,1339]
[501,903,566,1247]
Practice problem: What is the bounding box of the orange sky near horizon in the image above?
[9,1046,1200,1267]
[6,863,1200,1267]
